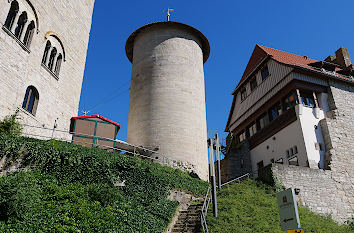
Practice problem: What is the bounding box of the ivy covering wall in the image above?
[0,134,209,232]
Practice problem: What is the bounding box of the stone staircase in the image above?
[171,203,203,233]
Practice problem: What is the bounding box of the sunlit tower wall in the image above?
[125,21,210,180]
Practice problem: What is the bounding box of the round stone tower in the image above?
[125,21,210,180]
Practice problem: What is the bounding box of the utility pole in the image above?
[208,138,218,217]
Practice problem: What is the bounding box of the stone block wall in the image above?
[324,81,354,176]
[269,164,353,223]
[216,140,252,184]
[0,0,95,139]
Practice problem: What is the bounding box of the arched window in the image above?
[42,41,51,65]
[14,11,27,39]
[23,20,35,47]
[48,47,57,71]
[4,1,19,30]
[22,86,39,115]
[55,54,62,76]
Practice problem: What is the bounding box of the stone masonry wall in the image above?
[271,164,353,223]
[324,81,354,176]
[0,0,95,139]
[217,140,252,184]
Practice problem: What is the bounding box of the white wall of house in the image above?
[298,105,326,169]
[250,113,307,174]
[249,104,327,174]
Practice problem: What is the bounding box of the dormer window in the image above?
[261,65,270,80]
[240,87,247,101]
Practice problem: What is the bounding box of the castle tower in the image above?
[125,21,210,180]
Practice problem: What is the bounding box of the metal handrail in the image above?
[201,173,251,233]
[19,124,186,169]
[220,173,250,187]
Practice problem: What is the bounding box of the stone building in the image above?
[223,45,354,222]
[125,21,210,180]
[0,0,95,139]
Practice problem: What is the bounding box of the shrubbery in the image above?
[0,134,209,232]
[0,110,22,136]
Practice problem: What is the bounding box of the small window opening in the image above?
[261,65,270,80]
[14,11,27,39]
[257,161,264,170]
[48,47,57,71]
[42,41,51,65]
[268,102,282,122]
[240,87,247,101]
[4,1,19,30]
[23,21,35,47]
[275,158,283,164]
[256,113,268,131]
[288,156,299,166]
[250,76,257,91]
[54,54,62,76]
[22,86,39,115]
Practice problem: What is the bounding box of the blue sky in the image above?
[79,0,354,142]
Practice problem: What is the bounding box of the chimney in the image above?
[325,48,352,68]
[335,48,351,68]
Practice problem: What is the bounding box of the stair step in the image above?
[171,204,202,233]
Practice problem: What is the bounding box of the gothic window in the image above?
[14,12,27,39]
[54,54,62,76]
[42,41,51,64]
[23,20,35,47]
[22,86,39,115]
[48,48,57,71]
[4,0,19,30]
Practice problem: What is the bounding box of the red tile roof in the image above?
[226,44,354,132]
[71,114,121,128]
[240,44,353,84]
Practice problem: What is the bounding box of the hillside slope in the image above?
[206,179,353,233]
[0,134,208,233]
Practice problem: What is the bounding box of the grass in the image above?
[206,179,353,233]
[0,134,209,233]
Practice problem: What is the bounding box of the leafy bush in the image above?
[0,134,209,232]
[206,179,353,233]
[0,110,22,136]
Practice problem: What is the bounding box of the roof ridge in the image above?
[257,44,318,62]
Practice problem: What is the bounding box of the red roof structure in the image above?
[71,114,121,129]
[239,44,353,86]
[226,44,354,131]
